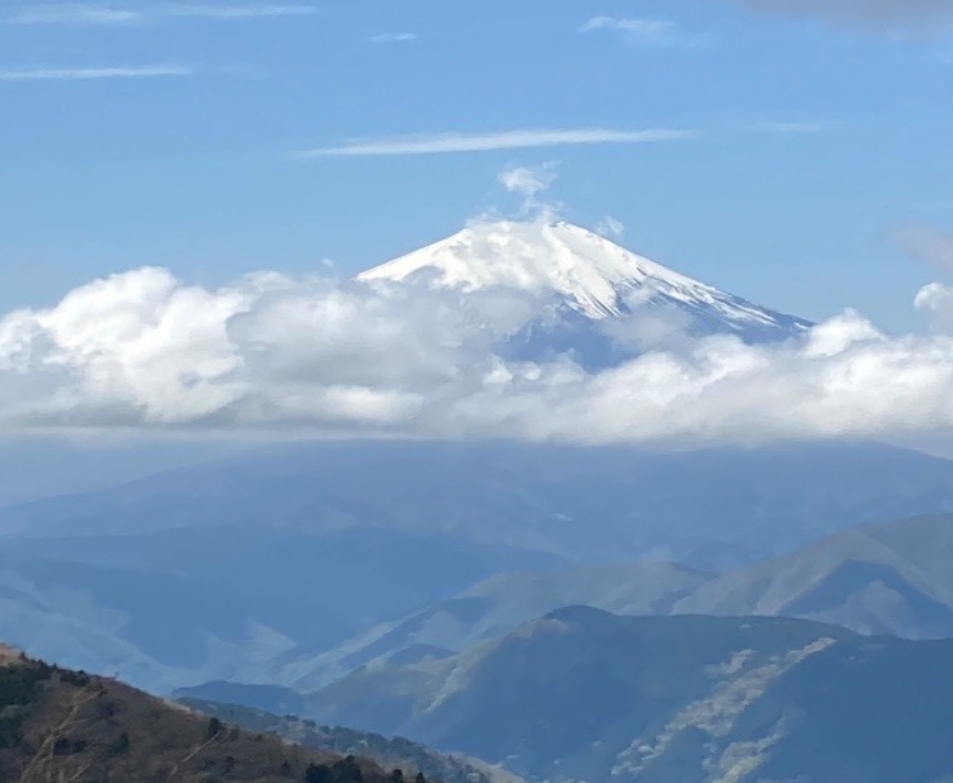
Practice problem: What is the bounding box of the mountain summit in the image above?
[358,220,811,347]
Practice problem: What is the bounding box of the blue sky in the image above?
[1,0,951,331]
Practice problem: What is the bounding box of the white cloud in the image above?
[479,313,953,445]
[297,128,698,157]
[0,264,526,432]
[5,237,953,446]
[581,16,678,45]
[598,298,693,353]
[499,163,559,199]
[0,65,192,82]
[3,3,319,25]
[498,163,561,219]
[596,216,626,240]
[916,283,953,333]
[369,32,418,44]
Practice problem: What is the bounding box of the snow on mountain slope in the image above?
[358,220,811,340]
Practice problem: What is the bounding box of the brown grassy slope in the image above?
[0,652,412,783]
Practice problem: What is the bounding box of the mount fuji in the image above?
[358,220,811,366]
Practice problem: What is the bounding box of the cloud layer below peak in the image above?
[2,241,953,447]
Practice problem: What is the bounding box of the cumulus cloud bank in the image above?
[3,231,953,446]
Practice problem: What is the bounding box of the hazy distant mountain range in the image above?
[0,524,557,692]
[278,561,711,691]
[4,440,953,561]
[2,437,953,694]
[294,514,953,685]
[3,440,953,693]
[302,608,953,783]
[676,513,953,638]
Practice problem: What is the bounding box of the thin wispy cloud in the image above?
[581,16,679,45]
[499,163,559,199]
[596,216,626,240]
[498,162,562,217]
[8,6,139,24]
[0,64,193,82]
[3,3,319,26]
[298,128,698,158]
[369,32,418,44]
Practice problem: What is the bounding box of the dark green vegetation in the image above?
[180,700,522,783]
[303,609,953,783]
[0,647,430,783]
[0,651,55,750]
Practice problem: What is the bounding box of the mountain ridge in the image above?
[181,698,527,783]
[268,513,953,691]
[357,219,812,344]
[301,609,953,783]
[0,646,425,783]
[4,443,953,695]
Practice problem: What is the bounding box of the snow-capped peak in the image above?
[358,219,810,336]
